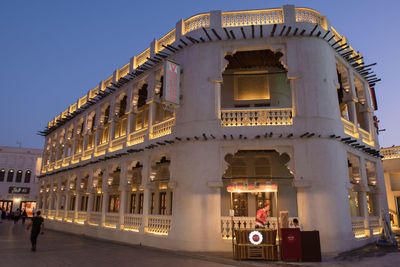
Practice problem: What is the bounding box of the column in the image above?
[55,191,61,218]
[118,161,128,229]
[359,157,371,237]
[101,169,110,227]
[64,192,70,221]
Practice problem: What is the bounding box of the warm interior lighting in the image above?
[227,182,277,193]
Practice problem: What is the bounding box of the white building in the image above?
[0,146,42,216]
[38,5,387,255]
[381,146,400,228]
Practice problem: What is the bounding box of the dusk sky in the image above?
[0,0,398,149]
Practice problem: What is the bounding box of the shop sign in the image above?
[163,60,180,106]
[8,186,30,194]
[227,182,277,193]
[249,231,263,245]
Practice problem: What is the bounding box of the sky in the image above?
[0,0,399,149]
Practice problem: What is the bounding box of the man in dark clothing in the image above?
[26,211,44,251]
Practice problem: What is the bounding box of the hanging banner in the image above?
[163,60,180,107]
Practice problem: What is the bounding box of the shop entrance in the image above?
[0,200,13,212]
[20,201,36,217]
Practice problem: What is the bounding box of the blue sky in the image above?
[0,0,398,149]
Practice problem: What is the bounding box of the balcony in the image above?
[127,128,147,146]
[341,118,375,147]
[381,146,400,160]
[110,136,126,152]
[221,108,293,127]
[150,118,175,139]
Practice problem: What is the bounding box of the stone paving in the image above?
[0,219,399,267]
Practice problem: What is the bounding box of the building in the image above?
[382,146,400,228]
[0,146,42,216]
[37,5,387,255]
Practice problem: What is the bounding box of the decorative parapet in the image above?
[295,7,326,29]
[381,146,400,160]
[147,215,171,235]
[104,213,119,228]
[184,13,210,34]
[222,8,284,27]
[136,48,150,68]
[341,118,359,139]
[351,218,367,238]
[157,29,176,52]
[127,128,147,146]
[118,63,130,79]
[150,117,175,139]
[123,214,142,231]
[221,108,293,126]
[78,95,88,108]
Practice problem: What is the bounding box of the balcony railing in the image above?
[88,212,101,226]
[359,128,374,146]
[104,213,119,228]
[127,128,147,146]
[147,215,172,235]
[124,214,142,231]
[369,217,381,235]
[221,216,298,239]
[295,8,326,29]
[351,218,367,238]
[66,211,75,221]
[184,13,210,34]
[221,108,293,126]
[341,118,375,147]
[222,8,284,27]
[150,117,175,139]
[77,211,87,223]
[381,146,400,160]
[341,118,359,139]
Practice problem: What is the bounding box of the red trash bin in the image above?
[281,228,302,261]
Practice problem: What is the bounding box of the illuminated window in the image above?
[24,170,31,183]
[159,192,167,215]
[234,73,270,101]
[150,193,155,214]
[70,196,76,210]
[108,195,120,212]
[129,194,136,214]
[138,193,144,214]
[7,169,14,182]
[16,170,23,183]
[0,169,5,182]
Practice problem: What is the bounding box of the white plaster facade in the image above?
[382,146,400,227]
[38,5,387,255]
[0,146,42,214]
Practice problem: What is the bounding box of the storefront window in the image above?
[108,195,119,212]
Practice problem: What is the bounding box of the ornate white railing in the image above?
[88,212,101,226]
[104,213,119,228]
[369,217,381,235]
[341,118,359,139]
[136,48,150,67]
[351,218,366,238]
[66,211,75,221]
[359,128,374,146]
[124,214,142,230]
[381,146,400,160]
[184,13,210,34]
[77,211,87,223]
[157,29,176,52]
[147,215,172,235]
[221,216,298,239]
[221,108,292,126]
[222,9,284,27]
[48,210,56,218]
[150,117,175,139]
[295,8,325,29]
[127,127,147,146]
[119,63,130,79]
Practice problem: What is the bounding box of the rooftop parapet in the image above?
[381,146,400,160]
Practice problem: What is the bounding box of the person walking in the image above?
[14,208,20,224]
[22,209,27,224]
[26,211,45,251]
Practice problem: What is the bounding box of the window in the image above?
[24,171,31,183]
[138,193,144,214]
[234,74,269,101]
[159,192,167,215]
[0,169,5,182]
[119,95,127,117]
[70,196,76,210]
[109,195,119,212]
[16,170,23,183]
[232,193,248,216]
[7,169,14,182]
[169,192,173,215]
[130,194,136,213]
[94,195,102,212]
[80,196,88,211]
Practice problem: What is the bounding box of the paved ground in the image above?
[0,219,399,267]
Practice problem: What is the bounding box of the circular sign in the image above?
[249,231,263,245]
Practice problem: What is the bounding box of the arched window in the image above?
[24,170,31,183]
[7,169,14,182]
[0,169,5,182]
[16,170,23,183]
[137,84,148,108]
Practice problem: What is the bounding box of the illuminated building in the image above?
[37,5,387,255]
[381,146,400,228]
[0,146,42,216]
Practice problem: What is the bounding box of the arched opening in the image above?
[7,169,14,182]
[114,95,128,139]
[133,84,149,131]
[221,150,298,238]
[0,169,5,182]
[128,161,143,214]
[16,170,23,183]
[99,104,110,145]
[149,156,173,215]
